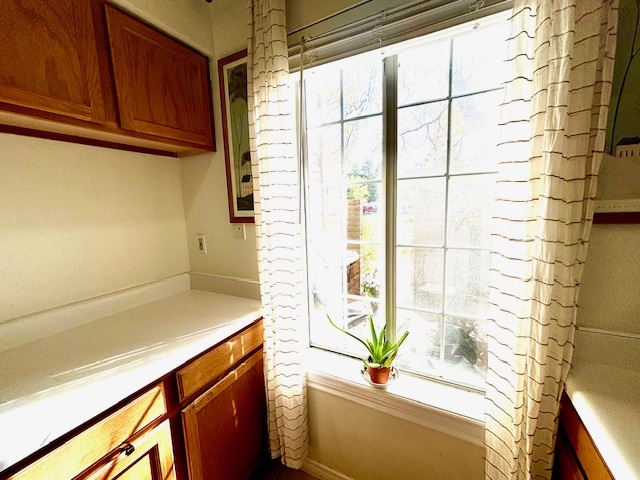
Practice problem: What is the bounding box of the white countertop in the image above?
[565,360,640,479]
[0,289,262,473]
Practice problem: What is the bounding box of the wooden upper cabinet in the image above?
[105,5,214,149]
[0,0,106,123]
[0,0,215,156]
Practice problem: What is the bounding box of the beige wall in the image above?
[286,0,365,33]
[178,0,260,295]
[578,225,640,335]
[0,134,189,323]
[577,143,640,337]
[308,389,484,480]
[111,0,214,55]
[0,0,216,323]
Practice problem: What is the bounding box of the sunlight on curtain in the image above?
[485,1,618,479]
[247,0,309,469]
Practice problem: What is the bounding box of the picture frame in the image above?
[218,49,254,223]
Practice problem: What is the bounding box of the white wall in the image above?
[286,0,366,33]
[111,0,214,55]
[0,0,214,323]
[578,224,640,335]
[576,154,640,335]
[574,154,640,364]
[0,134,189,323]
[308,389,484,479]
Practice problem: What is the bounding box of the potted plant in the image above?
[328,313,409,384]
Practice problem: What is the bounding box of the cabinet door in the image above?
[182,350,265,480]
[105,5,214,149]
[553,430,585,480]
[83,420,175,480]
[0,0,106,123]
[558,393,613,480]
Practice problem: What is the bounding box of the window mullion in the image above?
[440,38,455,369]
[340,69,348,324]
[383,54,398,343]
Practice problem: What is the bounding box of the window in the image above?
[300,16,508,390]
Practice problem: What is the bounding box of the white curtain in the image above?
[247,0,309,469]
[485,1,617,479]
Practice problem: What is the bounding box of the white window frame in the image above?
[294,5,513,436]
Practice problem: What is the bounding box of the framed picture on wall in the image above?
[218,49,254,223]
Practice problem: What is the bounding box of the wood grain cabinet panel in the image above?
[105,5,214,149]
[0,0,106,123]
[553,393,613,480]
[176,321,263,402]
[7,384,166,480]
[83,420,175,480]
[553,430,585,480]
[182,350,266,480]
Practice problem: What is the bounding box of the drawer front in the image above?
[82,420,175,480]
[176,320,263,402]
[10,384,167,480]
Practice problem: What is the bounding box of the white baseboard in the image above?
[302,458,354,480]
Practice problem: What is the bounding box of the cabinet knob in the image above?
[121,443,135,456]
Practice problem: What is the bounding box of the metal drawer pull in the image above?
[120,443,135,456]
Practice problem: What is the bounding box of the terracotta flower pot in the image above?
[368,365,391,384]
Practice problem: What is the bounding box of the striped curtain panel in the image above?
[246,0,309,469]
[485,1,617,479]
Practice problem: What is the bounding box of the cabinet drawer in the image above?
[176,320,263,402]
[9,384,166,480]
[82,420,175,480]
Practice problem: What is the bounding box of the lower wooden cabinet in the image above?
[553,392,613,480]
[182,350,265,480]
[7,385,167,480]
[3,320,265,480]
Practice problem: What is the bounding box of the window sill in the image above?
[305,348,485,446]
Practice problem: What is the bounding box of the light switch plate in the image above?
[196,233,207,254]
